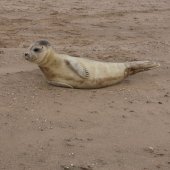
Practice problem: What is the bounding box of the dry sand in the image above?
[0,0,170,170]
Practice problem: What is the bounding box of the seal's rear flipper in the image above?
[125,61,160,76]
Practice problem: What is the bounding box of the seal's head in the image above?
[24,40,52,64]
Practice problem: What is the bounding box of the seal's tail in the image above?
[125,61,160,76]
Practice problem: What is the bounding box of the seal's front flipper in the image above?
[65,59,89,79]
[47,80,73,88]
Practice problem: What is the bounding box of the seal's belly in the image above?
[59,62,126,88]
[48,60,126,89]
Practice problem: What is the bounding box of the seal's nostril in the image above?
[25,53,28,57]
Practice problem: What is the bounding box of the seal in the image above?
[24,40,160,89]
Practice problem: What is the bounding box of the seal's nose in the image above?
[24,53,30,60]
[25,53,29,57]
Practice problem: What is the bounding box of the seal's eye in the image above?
[33,48,40,52]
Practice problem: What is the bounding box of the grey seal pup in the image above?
[24,40,160,89]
